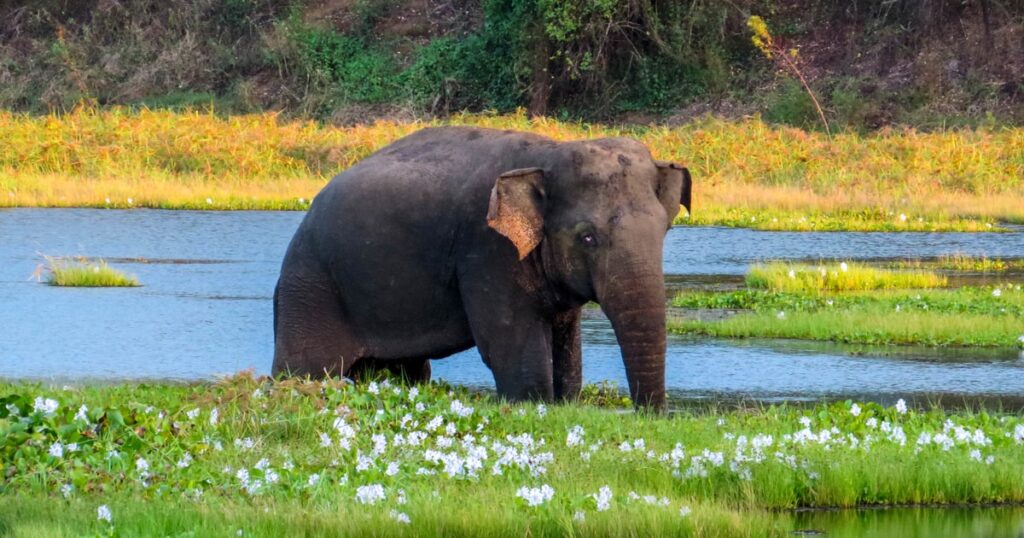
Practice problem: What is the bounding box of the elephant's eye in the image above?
[579,233,597,247]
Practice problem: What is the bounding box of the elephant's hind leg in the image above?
[272,260,362,379]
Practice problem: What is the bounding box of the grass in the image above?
[671,285,1024,348]
[746,261,947,292]
[41,256,139,287]
[4,374,1024,537]
[2,107,1023,231]
[890,254,1024,273]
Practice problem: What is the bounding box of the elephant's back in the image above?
[309,126,556,240]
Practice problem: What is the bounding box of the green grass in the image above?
[2,108,1023,232]
[890,255,1024,273]
[43,257,139,287]
[671,286,1024,347]
[746,262,947,293]
[4,375,1024,537]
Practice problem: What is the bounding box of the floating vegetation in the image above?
[41,256,140,287]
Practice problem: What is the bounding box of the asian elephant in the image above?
[272,127,691,409]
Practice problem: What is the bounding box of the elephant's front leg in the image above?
[552,308,582,401]
[462,291,555,401]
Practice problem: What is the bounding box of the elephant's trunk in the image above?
[596,254,667,411]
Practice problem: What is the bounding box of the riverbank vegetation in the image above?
[2,108,1022,231]
[41,256,140,287]
[746,262,947,292]
[4,374,1024,537]
[672,277,1024,348]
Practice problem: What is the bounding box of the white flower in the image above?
[385,462,400,476]
[536,404,547,417]
[866,417,878,428]
[389,510,411,524]
[33,397,59,416]
[206,198,213,205]
[408,387,419,401]
[776,311,786,319]
[788,269,796,279]
[60,483,74,498]
[573,511,586,522]
[679,505,692,517]
[396,489,407,505]
[850,403,861,417]
[516,484,554,506]
[592,486,612,511]
[566,425,585,447]
[74,405,89,422]
[899,213,907,222]
[48,442,64,458]
[840,262,849,272]
[992,288,1002,297]
[969,449,982,461]
[97,505,113,523]
[209,408,219,426]
[355,484,386,505]
[186,408,200,420]
[450,399,474,417]
[298,197,306,205]
[895,399,908,414]
[308,473,321,487]
[136,457,150,473]
[127,197,133,205]
[367,382,380,395]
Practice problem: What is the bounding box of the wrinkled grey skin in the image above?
[272,127,691,409]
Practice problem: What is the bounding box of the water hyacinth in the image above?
[7,376,1024,536]
[355,484,386,505]
[516,485,554,506]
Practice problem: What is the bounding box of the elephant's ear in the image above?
[487,167,545,260]
[655,160,692,228]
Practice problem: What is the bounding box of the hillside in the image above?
[1,0,1022,128]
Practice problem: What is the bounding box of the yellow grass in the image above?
[2,107,1023,230]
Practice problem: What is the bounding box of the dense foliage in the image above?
[2,0,1022,125]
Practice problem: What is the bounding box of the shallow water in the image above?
[783,505,1024,537]
[2,209,1023,407]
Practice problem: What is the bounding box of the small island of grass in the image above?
[43,256,140,287]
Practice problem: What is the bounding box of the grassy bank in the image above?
[4,375,1024,537]
[2,108,1023,231]
[671,285,1024,348]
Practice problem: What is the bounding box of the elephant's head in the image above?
[486,138,692,410]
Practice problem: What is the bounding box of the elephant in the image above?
[272,126,691,409]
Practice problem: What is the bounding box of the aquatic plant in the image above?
[891,255,1024,273]
[3,375,1024,536]
[42,256,139,287]
[672,285,1024,347]
[746,261,947,292]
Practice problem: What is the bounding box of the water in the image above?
[2,209,1023,406]
[783,506,1024,537]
